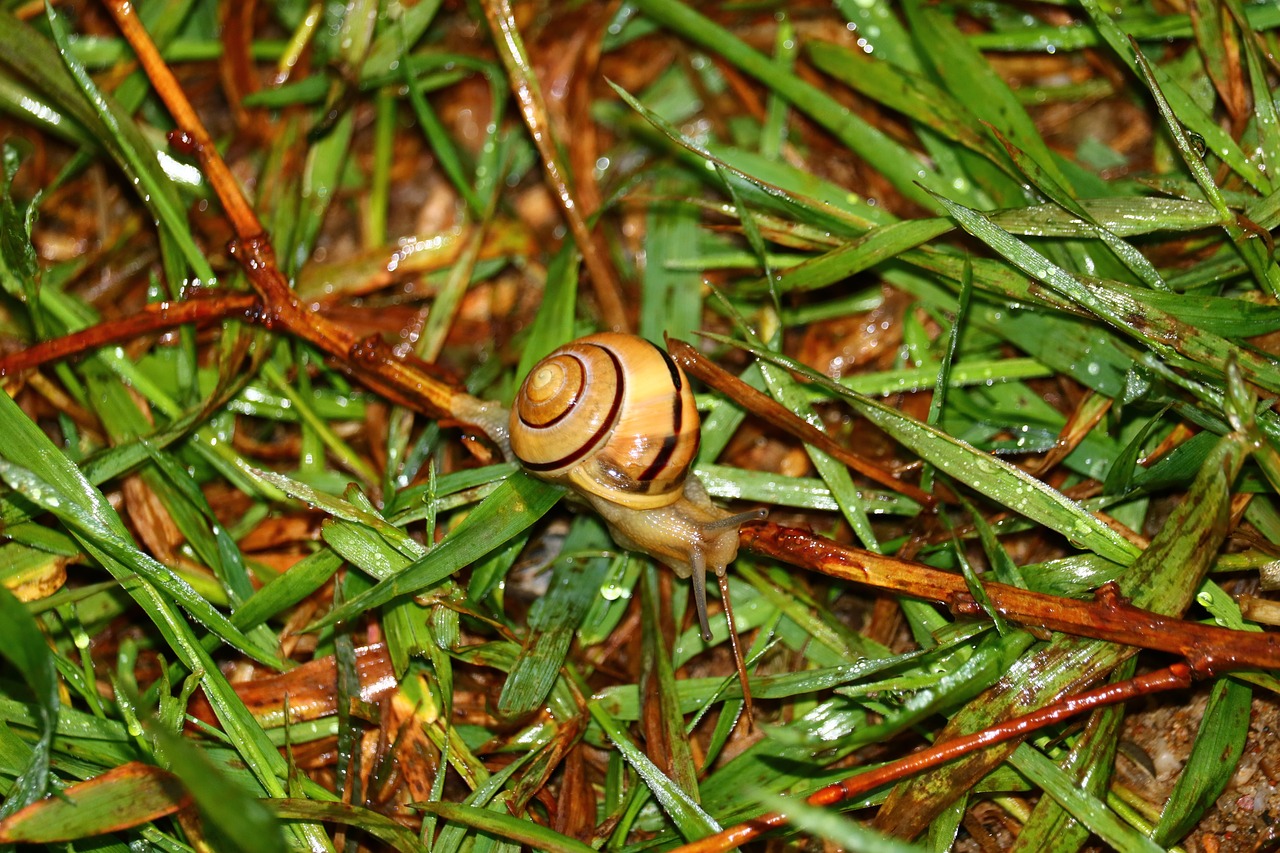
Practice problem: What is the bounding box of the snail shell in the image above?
[510,333,764,641]
[509,333,700,510]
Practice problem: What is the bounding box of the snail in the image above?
[509,332,765,643]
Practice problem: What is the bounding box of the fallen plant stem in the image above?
[740,521,1280,674]
[671,663,1194,853]
[480,0,629,333]
[0,292,258,376]
[99,0,503,432]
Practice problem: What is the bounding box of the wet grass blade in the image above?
[1152,677,1252,844]
[0,389,330,850]
[712,335,1140,565]
[498,519,613,716]
[42,7,211,280]
[936,195,1280,394]
[1009,743,1162,853]
[0,586,58,817]
[1011,660,1133,853]
[1078,0,1270,194]
[149,723,285,853]
[418,803,596,853]
[0,762,185,843]
[631,0,940,210]
[639,561,701,793]
[586,699,721,840]
[315,472,562,626]
[876,430,1247,834]
[754,789,927,853]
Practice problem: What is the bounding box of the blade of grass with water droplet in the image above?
[586,698,720,841]
[937,195,1280,393]
[40,8,212,280]
[631,0,940,211]
[878,430,1247,834]
[991,132,1166,290]
[498,518,613,717]
[0,586,58,817]
[149,723,285,853]
[1128,44,1278,294]
[1078,0,1269,196]
[1152,676,1251,844]
[749,219,954,296]
[713,334,1140,565]
[806,40,1004,168]
[0,390,329,850]
[315,471,562,627]
[991,198,1221,237]
[420,802,596,853]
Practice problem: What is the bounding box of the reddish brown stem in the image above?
[0,293,259,376]
[739,521,1280,675]
[718,572,754,729]
[480,0,629,332]
[102,0,258,243]
[98,0,490,427]
[673,664,1193,853]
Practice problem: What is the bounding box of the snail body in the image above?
[509,333,762,639]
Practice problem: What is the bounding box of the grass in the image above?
[0,1,1278,851]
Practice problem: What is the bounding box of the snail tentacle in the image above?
[691,541,711,642]
[705,508,769,532]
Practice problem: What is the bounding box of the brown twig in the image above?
[671,663,1194,853]
[99,0,500,432]
[0,293,258,376]
[739,520,1280,675]
[480,0,629,332]
[217,0,270,144]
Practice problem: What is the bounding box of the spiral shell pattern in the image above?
[510,333,700,510]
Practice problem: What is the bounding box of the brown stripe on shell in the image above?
[638,345,686,483]
[518,354,585,428]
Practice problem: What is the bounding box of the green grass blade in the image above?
[315,472,562,626]
[149,723,285,853]
[640,176,705,342]
[755,790,927,853]
[586,699,721,840]
[418,803,597,853]
[1152,677,1252,844]
[630,0,940,211]
[936,195,1280,394]
[0,586,58,817]
[42,7,211,281]
[714,335,1140,565]
[497,518,613,716]
[516,245,579,380]
[270,798,429,853]
[1010,744,1162,853]
[639,561,701,794]
[805,40,1004,170]
[1011,659,1132,853]
[1078,0,1270,195]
